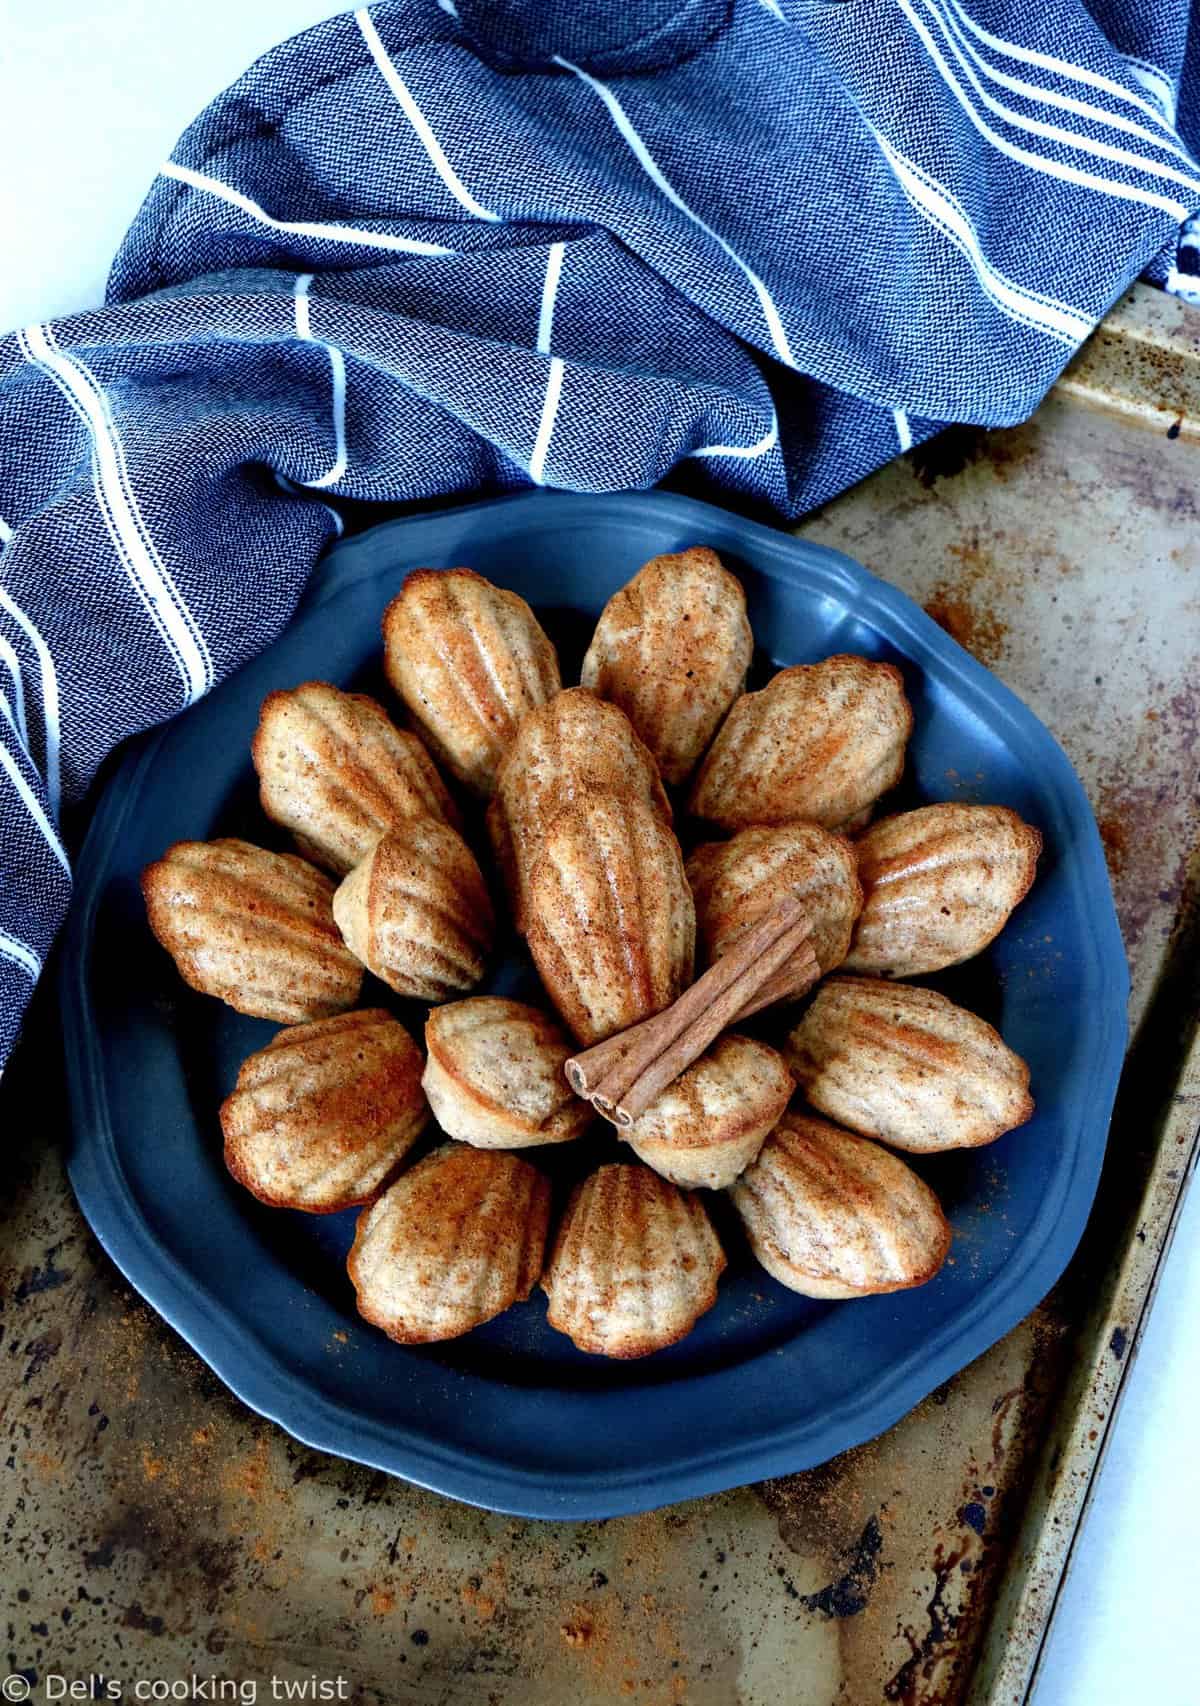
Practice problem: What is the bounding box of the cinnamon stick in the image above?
[576,892,808,1115]
[610,911,815,1126]
[736,939,822,1018]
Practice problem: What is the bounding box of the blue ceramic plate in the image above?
[59,491,1127,1519]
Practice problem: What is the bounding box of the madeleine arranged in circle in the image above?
[423,997,593,1148]
[542,1164,726,1358]
[687,821,863,985]
[332,818,494,1002]
[348,1143,551,1343]
[526,791,694,1045]
[487,687,671,930]
[844,802,1042,977]
[785,976,1034,1153]
[729,1110,951,1298]
[382,567,561,796]
[581,547,753,785]
[221,1010,428,1212]
[621,1034,793,1190]
[688,653,912,832]
[141,838,363,1024]
[252,679,460,874]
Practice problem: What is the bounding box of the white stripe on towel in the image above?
[19,324,212,704]
[293,275,348,489]
[554,56,796,368]
[356,9,499,221]
[0,589,63,819]
[162,161,456,256]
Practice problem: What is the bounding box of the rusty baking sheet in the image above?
[1,281,1197,1703]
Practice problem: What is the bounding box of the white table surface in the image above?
[2,7,1197,1699]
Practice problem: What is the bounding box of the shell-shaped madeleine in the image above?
[488,687,671,930]
[332,819,494,1002]
[423,997,593,1148]
[543,1164,726,1358]
[141,838,362,1023]
[526,792,695,1045]
[729,1111,951,1298]
[623,1034,793,1190]
[688,654,913,831]
[785,976,1034,1153]
[221,1010,428,1211]
[348,1143,551,1343]
[382,567,560,796]
[580,548,753,785]
[844,803,1042,977]
[687,823,863,988]
[252,680,460,874]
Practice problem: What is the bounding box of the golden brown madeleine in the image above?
[622,1034,793,1189]
[488,687,671,930]
[348,1143,550,1343]
[729,1110,951,1298]
[542,1163,726,1358]
[332,819,494,1002]
[526,791,695,1045]
[687,822,863,988]
[382,567,560,796]
[844,802,1042,977]
[141,838,362,1023]
[688,654,913,831]
[252,680,460,874]
[423,997,593,1148]
[221,1010,428,1212]
[785,976,1034,1152]
[580,547,753,785]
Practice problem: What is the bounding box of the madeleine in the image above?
[730,1110,951,1298]
[252,680,459,874]
[844,803,1041,977]
[525,791,694,1045]
[142,838,362,1023]
[785,977,1033,1152]
[580,547,752,785]
[488,687,671,931]
[622,1034,793,1189]
[423,997,592,1148]
[688,654,912,831]
[543,1164,726,1358]
[687,822,863,991]
[382,567,560,796]
[221,1010,427,1211]
[348,1144,551,1343]
[332,819,494,1002]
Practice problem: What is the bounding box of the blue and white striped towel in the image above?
[2,0,1198,1066]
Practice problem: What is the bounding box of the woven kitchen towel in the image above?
[1,0,1198,1064]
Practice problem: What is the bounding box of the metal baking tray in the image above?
[1,281,1195,1700]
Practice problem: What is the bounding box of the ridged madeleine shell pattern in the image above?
[488,688,671,930]
[580,548,753,785]
[623,1034,794,1190]
[423,997,593,1148]
[687,823,863,988]
[729,1111,951,1298]
[348,1143,551,1343]
[382,567,561,796]
[221,1010,428,1211]
[526,792,695,1045]
[542,1164,726,1358]
[252,680,459,873]
[844,803,1042,977]
[332,819,494,1002]
[785,977,1034,1153]
[141,838,363,1023]
[688,654,913,831]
